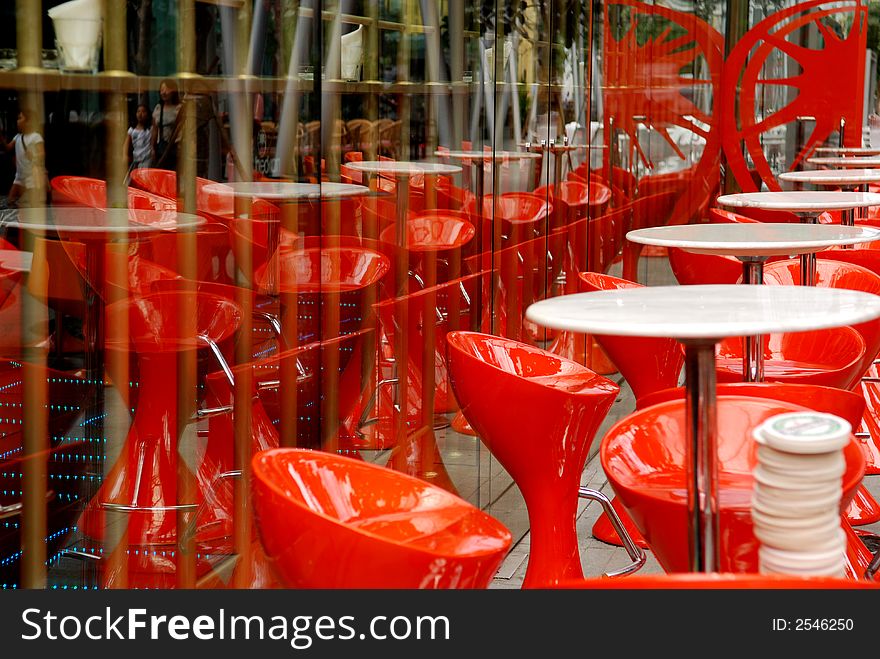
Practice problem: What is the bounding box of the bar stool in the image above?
[446,331,645,587]
[252,448,512,588]
[601,396,874,578]
[77,291,242,581]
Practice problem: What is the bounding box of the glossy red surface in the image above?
[50,175,177,212]
[257,246,389,294]
[715,326,866,390]
[622,191,678,281]
[446,331,619,587]
[760,258,880,380]
[378,213,475,252]
[557,573,880,589]
[251,448,512,588]
[601,396,869,575]
[79,291,243,551]
[578,272,684,404]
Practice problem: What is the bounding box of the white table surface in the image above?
[813,147,880,156]
[1,207,205,236]
[525,285,880,339]
[806,156,880,168]
[343,160,462,176]
[435,150,540,161]
[0,249,32,272]
[202,181,369,200]
[626,224,880,256]
[778,169,880,186]
[715,191,880,212]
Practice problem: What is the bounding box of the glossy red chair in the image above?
[715,326,866,390]
[758,258,880,381]
[534,181,612,228]
[638,382,880,527]
[446,331,645,587]
[78,291,242,558]
[601,396,875,579]
[708,206,799,224]
[252,448,512,588]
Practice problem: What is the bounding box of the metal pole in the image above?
[739,257,765,382]
[682,339,720,573]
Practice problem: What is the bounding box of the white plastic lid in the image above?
[754,412,851,454]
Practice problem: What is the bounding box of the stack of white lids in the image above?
[751,412,850,577]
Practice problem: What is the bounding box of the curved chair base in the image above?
[846,485,880,526]
[591,497,648,549]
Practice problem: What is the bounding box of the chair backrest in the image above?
[578,272,684,403]
[251,447,512,588]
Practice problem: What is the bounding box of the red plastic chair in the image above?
[715,327,866,390]
[50,175,177,212]
[446,331,645,587]
[251,448,512,588]
[601,396,875,579]
[638,381,880,527]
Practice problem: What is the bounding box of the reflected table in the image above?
[202,181,370,293]
[526,285,880,572]
[627,223,880,381]
[715,191,880,286]
[0,249,33,273]
[3,207,205,378]
[807,156,880,169]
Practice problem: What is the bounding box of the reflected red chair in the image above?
[601,396,875,579]
[622,191,678,281]
[378,212,475,289]
[446,331,645,587]
[50,175,177,212]
[255,246,390,345]
[482,192,552,246]
[362,272,489,491]
[252,448,512,588]
[534,181,612,230]
[78,291,242,569]
[708,206,799,224]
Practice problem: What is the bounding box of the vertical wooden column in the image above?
[17,0,48,590]
[174,0,199,589]
[228,0,255,589]
[100,0,134,589]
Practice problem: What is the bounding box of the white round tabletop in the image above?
[202,181,369,200]
[715,191,880,212]
[435,150,540,161]
[343,160,462,176]
[626,224,880,256]
[778,169,880,186]
[806,156,880,168]
[525,285,880,339]
[814,147,880,156]
[0,249,32,272]
[1,207,205,239]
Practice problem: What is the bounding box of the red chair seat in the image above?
[252,448,512,588]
